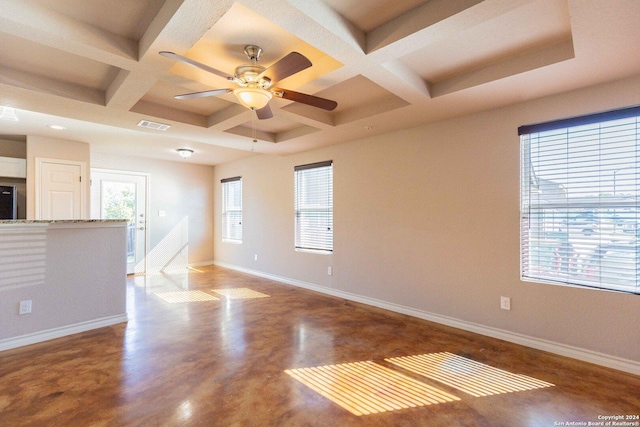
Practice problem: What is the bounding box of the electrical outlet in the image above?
[328,266,333,276]
[19,300,32,315]
[500,296,511,311]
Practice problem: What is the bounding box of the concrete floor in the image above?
[1,265,638,426]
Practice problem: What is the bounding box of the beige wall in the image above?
[26,136,91,219]
[213,75,640,366]
[91,153,215,269]
[0,138,26,158]
[0,222,127,349]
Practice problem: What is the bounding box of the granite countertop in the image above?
[0,220,129,229]
[0,219,128,224]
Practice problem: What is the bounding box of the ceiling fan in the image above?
[160,45,337,120]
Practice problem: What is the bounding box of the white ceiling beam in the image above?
[0,65,104,106]
[139,0,190,59]
[106,70,159,110]
[431,38,575,97]
[0,1,137,68]
[282,0,366,53]
[225,126,276,143]
[140,0,236,58]
[366,0,484,55]
[377,60,432,100]
[334,95,409,126]
[112,0,238,112]
[277,105,335,128]
[130,100,208,127]
[206,104,253,130]
[275,125,321,143]
[367,0,541,62]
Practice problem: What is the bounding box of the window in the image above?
[520,106,640,294]
[221,176,242,243]
[295,161,333,252]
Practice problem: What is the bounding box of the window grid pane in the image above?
[295,163,333,252]
[222,178,242,242]
[521,115,640,294]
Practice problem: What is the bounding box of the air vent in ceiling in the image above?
[137,120,171,131]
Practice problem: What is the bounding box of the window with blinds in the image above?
[221,177,242,243]
[295,161,333,252]
[520,106,640,294]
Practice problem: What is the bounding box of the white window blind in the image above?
[295,161,333,252]
[520,106,640,294]
[222,177,242,243]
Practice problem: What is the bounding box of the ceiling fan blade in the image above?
[274,88,337,111]
[258,52,312,82]
[255,104,273,120]
[174,89,232,100]
[160,51,233,80]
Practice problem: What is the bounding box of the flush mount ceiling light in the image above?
[48,124,66,130]
[176,148,193,158]
[0,106,18,121]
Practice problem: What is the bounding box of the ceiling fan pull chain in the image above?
[251,110,257,151]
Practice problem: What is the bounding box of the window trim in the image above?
[518,105,640,135]
[221,176,242,244]
[294,160,333,172]
[519,107,640,295]
[294,160,333,254]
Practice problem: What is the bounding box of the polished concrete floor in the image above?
[1,265,639,426]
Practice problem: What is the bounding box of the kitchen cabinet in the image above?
[0,156,26,178]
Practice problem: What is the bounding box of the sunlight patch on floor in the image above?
[285,361,460,416]
[211,288,270,299]
[386,352,555,397]
[155,290,219,303]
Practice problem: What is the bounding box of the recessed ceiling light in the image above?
[48,125,66,130]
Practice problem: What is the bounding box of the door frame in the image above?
[34,157,87,220]
[91,168,149,275]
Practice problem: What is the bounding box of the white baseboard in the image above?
[0,314,128,352]
[214,261,640,376]
[189,260,216,268]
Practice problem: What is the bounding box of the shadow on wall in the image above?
[135,216,189,275]
[0,226,46,291]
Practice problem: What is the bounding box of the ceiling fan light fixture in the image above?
[176,148,193,158]
[163,46,335,118]
[233,87,272,110]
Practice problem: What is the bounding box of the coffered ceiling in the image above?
[0,0,639,165]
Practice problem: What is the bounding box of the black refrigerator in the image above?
[0,185,17,219]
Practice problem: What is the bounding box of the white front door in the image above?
[91,170,148,275]
[36,159,85,220]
